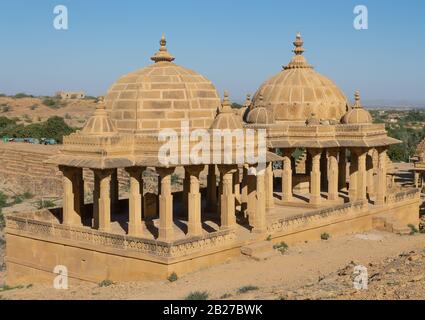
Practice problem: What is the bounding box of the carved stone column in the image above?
[60,166,84,227]
[125,167,144,237]
[93,169,113,232]
[327,149,339,201]
[240,165,248,215]
[376,148,387,205]
[253,168,267,233]
[110,169,119,212]
[158,167,175,241]
[338,148,347,190]
[309,149,322,205]
[366,153,375,197]
[282,150,293,202]
[349,150,359,202]
[186,166,204,237]
[247,167,257,224]
[265,162,274,208]
[233,167,241,204]
[357,149,367,202]
[206,164,217,212]
[218,165,236,230]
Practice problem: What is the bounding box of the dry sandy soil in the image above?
[0,96,97,128]
[1,229,425,300]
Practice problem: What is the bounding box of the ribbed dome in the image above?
[341,91,372,124]
[253,33,348,122]
[211,91,244,130]
[105,35,221,133]
[246,94,275,124]
[82,100,117,135]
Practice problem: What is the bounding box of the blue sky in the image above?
[0,0,424,104]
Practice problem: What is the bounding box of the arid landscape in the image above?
[1,95,425,300]
[2,227,425,300]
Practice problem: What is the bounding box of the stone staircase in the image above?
[241,241,280,261]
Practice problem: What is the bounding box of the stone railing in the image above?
[5,215,236,259]
[386,188,419,204]
[267,201,368,234]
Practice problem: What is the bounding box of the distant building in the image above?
[56,91,86,100]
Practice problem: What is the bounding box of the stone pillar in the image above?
[240,165,249,216]
[349,151,358,202]
[183,171,190,215]
[218,166,236,230]
[61,166,83,226]
[125,167,144,237]
[338,149,347,190]
[253,168,267,233]
[414,172,419,188]
[233,167,241,204]
[186,166,203,237]
[309,149,322,205]
[282,152,293,202]
[366,153,375,197]
[357,150,367,202]
[93,169,113,232]
[328,149,339,201]
[320,151,328,191]
[110,169,119,211]
[206,165,217,212]
[376,148,387,205]
[247,167,257,224]
[306,152,312,175]
[158,168,175,241]
[265,162,274,208]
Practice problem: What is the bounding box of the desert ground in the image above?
[1,223,425,300]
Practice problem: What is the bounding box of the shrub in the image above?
[98,279,114,287]
[220,293,232,299]
[2,105,10,113]
[408,224,419,235]
[266,235,272,241]
[0,210,4,230]
[171,174,180,186]
[29,104,38,111]
[14,93,33,99]
[167,272,178,282]
[35,199,56,209]
[237,285,259,294]
[0,284,24,292]
[0,192,8,208]
[321,232,331,240]
[273,242,289,254]
[22,191,34,200]
[185,291,209,300]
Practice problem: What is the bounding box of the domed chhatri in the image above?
[253,33,348,122]
[246,94,275,124]
[237,94,252,121]
[105,35,221,133]
[81,97,118,135]
[341,91,373,124]
[211,91,244,130]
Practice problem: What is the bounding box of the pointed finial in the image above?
[96,96,106,110]
[293,32,305,56]
[151,34,175,63]
[353,90,362,109]
[244,94,252,107]
[284,32,312,70]
[220,90,233,113]
[258,94,264,108]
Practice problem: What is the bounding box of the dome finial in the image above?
[244,94,252,107]
[151,34,175,63]
[221,90,233,113]
[353,90,362,109]
[293,32,305,56]
[284,32,312,70]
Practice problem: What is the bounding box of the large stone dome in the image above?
[105,35,221,133]
[252,33,348,123]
